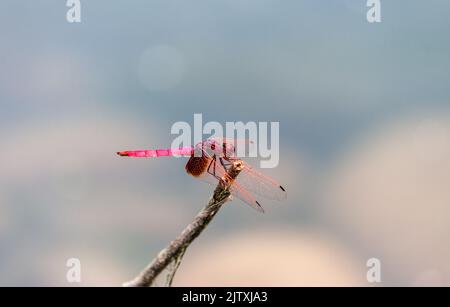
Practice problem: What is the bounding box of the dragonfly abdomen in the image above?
[117,147,193,157]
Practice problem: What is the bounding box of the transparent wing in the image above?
[187,150,264,212]
[229,180,264,212]
[233,161,287,201]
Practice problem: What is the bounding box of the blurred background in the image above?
[1,0,450,286]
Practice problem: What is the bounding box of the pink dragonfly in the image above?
[117,138,286,212]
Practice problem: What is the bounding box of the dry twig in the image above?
[123,160,244,287]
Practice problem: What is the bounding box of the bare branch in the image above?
[123,160,245,287]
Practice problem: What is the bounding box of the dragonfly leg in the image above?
[219,157,235,170]
[219,157,227,169]
[224,155,239,162]
[206,155,221,180]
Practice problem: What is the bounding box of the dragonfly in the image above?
[117,138,286,212]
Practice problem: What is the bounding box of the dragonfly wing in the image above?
[233,161,287,201]
[187,151,264,212]
[229,181,265,213]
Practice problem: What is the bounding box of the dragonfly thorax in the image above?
[196,140,236,159]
